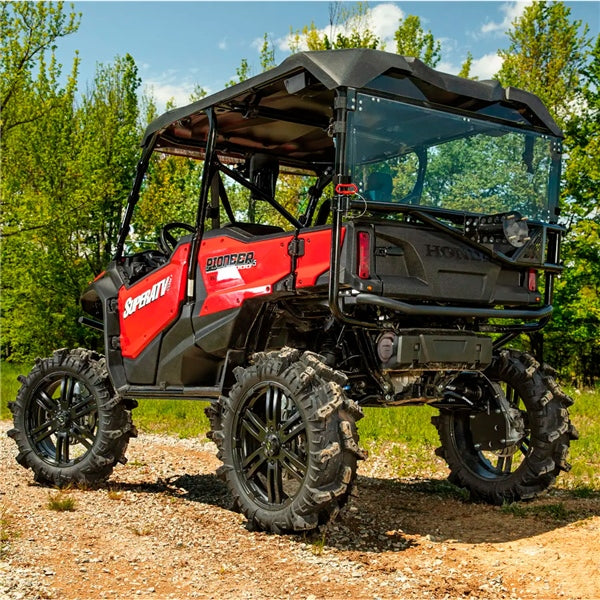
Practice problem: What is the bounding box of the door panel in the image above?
[118,243,190,359]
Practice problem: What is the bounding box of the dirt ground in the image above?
[1,419,599,600]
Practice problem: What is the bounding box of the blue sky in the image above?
[57,1,599,111]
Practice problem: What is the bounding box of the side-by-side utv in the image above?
[9,49,577,533]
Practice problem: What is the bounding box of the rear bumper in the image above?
[352,293,553,320]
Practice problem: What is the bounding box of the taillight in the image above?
[357,231,371,279]
[528,269,537,292]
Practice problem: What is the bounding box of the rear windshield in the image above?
[345,93,561,222]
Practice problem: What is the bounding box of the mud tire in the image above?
[214,348,364,533]
[433,349,577,504]
[8,348,136,487]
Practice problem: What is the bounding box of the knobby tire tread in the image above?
[8,348,135,487]
[207,348,364,533]
[432,350,576,504]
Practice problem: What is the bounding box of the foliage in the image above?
[134,155,202,244]
[497,0,589,126]
[0,362,29,419]
[289,3,380,51]
[259,33,276,71]
[562,34,600,221]
[1,1,142,359]
[458,52,474,79]
[74,54,141,271]
[394,15,441,66]
[547,219,600,386]
[0,1,80,135]
[497,2,598,385]
[225,58,250,88]
[1,3,82,359]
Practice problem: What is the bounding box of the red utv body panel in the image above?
[199,227,337,315]
[118,244,190,359]
[117,227,340,360]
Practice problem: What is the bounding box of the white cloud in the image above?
[276,2,404,52]
[432,53,504,80]
[368,3,405,47]
[218,38,227,51]
[471,53,504,79]
[439,37,458,55]
[144,79,207,112]
[252,35,266,51]
[436,60,461,76]
[480,1,531,36]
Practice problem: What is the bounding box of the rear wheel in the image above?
[8,348,136,487]
[215,348,364,533]
[433,350,578,504]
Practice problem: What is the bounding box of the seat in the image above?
[364,172,393,202]
[314,199,331,226]
[223,222,284,236]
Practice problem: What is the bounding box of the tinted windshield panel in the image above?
[346,94,561,221]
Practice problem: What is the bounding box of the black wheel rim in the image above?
[233,381,308,509]
[457,382,530,480]
[25,371,99,467]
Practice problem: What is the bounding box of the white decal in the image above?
[123,275,172,319]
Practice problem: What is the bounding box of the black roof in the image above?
[143,48,561,169]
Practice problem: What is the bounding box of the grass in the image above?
[502,501,574,521]
[358,405,443,478]
[563,390,600,486]
[47,491,76,512]
[0,507,19,559]
[306,528,328,555]
[132,398,210,439]
[359,405,439,446]
[0,360,210,438]
[0,361,29,420]
[1,360,598,491]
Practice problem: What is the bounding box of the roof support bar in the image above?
[114,134,157,260]
[186,108,218,300]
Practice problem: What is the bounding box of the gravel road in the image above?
[1,420,599,600]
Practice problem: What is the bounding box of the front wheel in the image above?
[214,348,364,533]
[433,350,578,504]
[8,348,136,487]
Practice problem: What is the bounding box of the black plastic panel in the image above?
[341,221,534,306]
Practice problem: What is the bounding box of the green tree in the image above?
[1,46,143,360]
[133,86,205,242]
[0,1,80,135]
[75,54,141,273]
[259,33,276,71]
[562,34,600,221]
[548,219,600,386]
[547,35,600,386]
[225,58,250,88]
[497,2,597,384]
[289,3,380,51]
[458,51,474,79]
[394,14,441,67]
[1,1,82,359]
[497,0,589,125]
